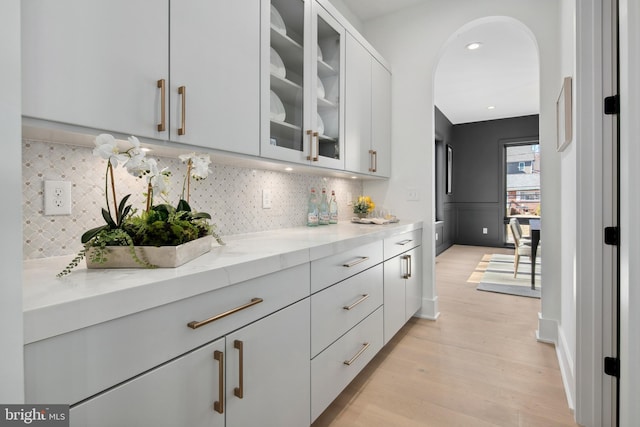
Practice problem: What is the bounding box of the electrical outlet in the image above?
[407,188,419,201]
[262,189,272,209]
[44,180,72,215]
[482,227,488,234]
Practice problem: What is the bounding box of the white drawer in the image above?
[25,263,310,406]
[311,306,383,422]
[311,264,383,357]
[384,229,422,260]
[311,240,383,293]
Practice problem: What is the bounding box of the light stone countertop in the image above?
[23,220,422,344]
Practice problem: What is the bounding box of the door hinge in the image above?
[604,226,619,245]
[604,95,619,115]
[604,357,619,377]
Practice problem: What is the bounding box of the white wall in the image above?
[359,1,563,327]
[0,0,25,403]
[558,0,577,410]
[618,0,640,424]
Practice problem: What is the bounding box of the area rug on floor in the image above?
[471,254,541,298]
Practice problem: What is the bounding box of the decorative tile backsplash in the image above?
[22,139,363,260]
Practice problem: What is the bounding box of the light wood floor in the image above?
[312,244,578,427]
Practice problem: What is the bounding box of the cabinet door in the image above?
[21,0,169,140]
[371,58,392,177]
[70,338,225,427]
[225,298,310,427]
[170,0,259,155]
[262,0,310,164]
[383,253,406,344]
[344,34,372,175]
[405,246,423,320]
[312,3,345,169]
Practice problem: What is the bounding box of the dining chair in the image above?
[509,218,531,278]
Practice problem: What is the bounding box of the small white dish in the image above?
[270,47,286,78]
[317,78,325,99]
[270,90,286,122]
[271,5,286,35]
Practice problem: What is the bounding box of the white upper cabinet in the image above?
[262,0,345,169]
[345,33,391,177]
[21,0,169,140]
[170,0,260,155]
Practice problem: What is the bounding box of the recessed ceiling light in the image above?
[466,42,482,50]
[487,105,496,110]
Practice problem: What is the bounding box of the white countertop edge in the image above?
[23,221,422,344]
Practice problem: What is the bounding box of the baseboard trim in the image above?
[536,312,558,344]
[415,296,440,320]
[557,326,576,411]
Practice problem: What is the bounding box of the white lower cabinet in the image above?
[383,246,423,344]
[311,306,383,422]
[71,299,310,427]
[70,338,226,427]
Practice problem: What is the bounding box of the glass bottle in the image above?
[329,190,338,224]
[307,188,319,227]
[318,188,330,225]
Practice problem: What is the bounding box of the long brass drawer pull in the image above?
[178,85,186,135]
[343,294,369,310]
[234,340,244,398]
[343,342,370,366]
[187,298,264,329]
[396,239,413,246]
[402,254,412,279]
[157,79,166,132]
[342,256,369,268]
[213,350,224,414]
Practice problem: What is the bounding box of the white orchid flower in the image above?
[150,167,171,198]
[93,133,128,167]
[189,154,212,180]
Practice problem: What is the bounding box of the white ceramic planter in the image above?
[86,235,213,269]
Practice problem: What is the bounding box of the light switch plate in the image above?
[262,189,272,209]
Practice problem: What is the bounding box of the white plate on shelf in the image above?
[270,47,286,78]
[317,78,325,99]
[270,90,286,122]
[316,113,324,135]
[271,5,286,35]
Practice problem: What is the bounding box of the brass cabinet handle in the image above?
[313,132,319,161]
[343,294,369,310]
[343,342,370,366]
[187,298,264,329]
[157,79,166,132]
[213,350,224,414]
[402,254,412,279]
[369,149,378,172]
[306,130,314,160]
[234,340,244,398]
[396,239,413,246]
[178,85,186,135]
[342,256,369,268]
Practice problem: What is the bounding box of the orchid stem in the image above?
[108,162,119,223]
[146,182,152,212]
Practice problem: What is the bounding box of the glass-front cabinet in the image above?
[262,0,345,169]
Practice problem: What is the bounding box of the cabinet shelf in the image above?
[318,59,337,77]
[271,74,303,105]
[271,27,304,74]
[317,97,337,109]
[271,119,301,132]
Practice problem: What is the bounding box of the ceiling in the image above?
[340,0,540,124]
